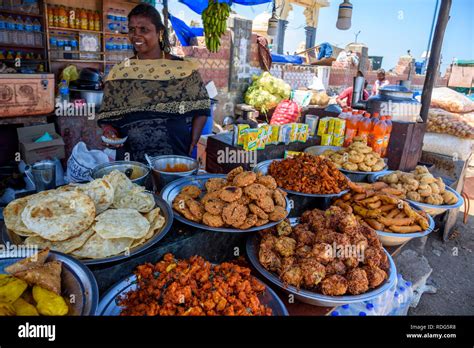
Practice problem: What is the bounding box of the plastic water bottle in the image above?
[16,16,26,43]
[49,36,57,59]
[59,80,69,103]
[32,18,42,47]
[0,15,8,44]
[57,37,64,59]
[24,17,34,46]
[6,16,15,44]
[70,37,78,59]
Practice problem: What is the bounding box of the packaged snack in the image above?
[234,124,250,146]
[332,118,346,137]
[317,117,331,136]
[279,124,292,144]
[331,135,344,147]
[298,124,309,143]
[284,150,304,159]
[257,127,266,150]
[243,129,259,151]
[327,117,336,135]
[269,125,280,145]
[321,134,333,146]
[289,123,299,143]
[305,115,319,136]
[258,124,270,145]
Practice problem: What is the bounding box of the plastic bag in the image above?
[427,108,474,139]
[269,100,301,125]
[60,65,79,85]
[430,87,474,113]
[291,90,312,108]
[66,142,110,183]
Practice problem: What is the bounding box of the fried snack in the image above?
[325,140,386,172]
[219,186,243,202]
[268,154,348,194]
[258,206,390,296]
[118,253,272,316]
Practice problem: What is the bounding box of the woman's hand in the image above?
[188,115,209,156]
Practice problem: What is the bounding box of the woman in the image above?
[371,69,390,96]
[98,4,210,162]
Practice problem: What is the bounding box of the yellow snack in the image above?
[305,115,319,136]
[0,277,28,303]
[12,298,39,316]
[279,124,292,144]
[243,129,259,151]
[321,134,333,146]
[284,151,304,159]
[234,124,250,146]
[326,118,336,135]
[331,135,344,147]
[297,124,309,143]
[289,123,299,143]
[332,118,346,137]
[32,286,68,316]
[317,117,331,136]
[257,127,266,150]
[0,302,15,316]
[269,125,280,145]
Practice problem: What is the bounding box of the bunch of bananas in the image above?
[202,0,230,52]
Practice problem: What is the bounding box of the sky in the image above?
[159,0,474,74]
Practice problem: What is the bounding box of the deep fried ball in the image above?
[293,224,315,245]
[363,247,382,268]
[281,266,303,287]
[363,266,387,288]
[276,219,292,236]
[259,248,281,272]
[295,245,313,259]
[346,268,369,295]
[343,256,360,269]
[274,237,296,257]
[300,259,326,287]
[320,275,348,296]
[311,243,334,265]
[325,260,347,276]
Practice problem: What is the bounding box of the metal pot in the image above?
[366,85,421,122]
[70,89,104,107]
[91,161,151,186]
[148,155,199,191]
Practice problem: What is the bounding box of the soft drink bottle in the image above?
[371,115,387,155]
[357,113,372,144]
[382,115,392,157]
[343,111,359,147]
[367,113,378,148]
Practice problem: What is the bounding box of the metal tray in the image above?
[0,250,99,315]
[370,170,463,216]
[253,159,350,198]
[98,273,289,316]
[246,232,397,307]
[2,194,174,266]
[160,174,291,233]
[339,167,389,183]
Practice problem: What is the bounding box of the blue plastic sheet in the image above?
[271,53,303,65]
[317,42,333,60]
[169,14,204,46]
[179,0,271,15]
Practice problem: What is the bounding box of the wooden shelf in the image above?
[51,58,103,63]
[1,59,47,62]
[0,44,45,50]
[104,32,129,37]
[0,9,43,18]
[48,26,102,35]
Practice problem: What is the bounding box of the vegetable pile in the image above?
[244,72,291,114]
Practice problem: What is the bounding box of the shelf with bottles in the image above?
[0,9,42,18]
[46,5,101,32]
[104,7,129,35]
[0,13,44,47]
[50,58,103,63]
[1,0,41,15]
[104,35,132,62]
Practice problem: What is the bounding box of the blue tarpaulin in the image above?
[178,0,271,15]
[317,42,333,60]
[169,14,204,46]
[271,53,303,65]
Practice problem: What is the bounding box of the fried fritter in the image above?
[320,275,348,296]
[346,268,369,295]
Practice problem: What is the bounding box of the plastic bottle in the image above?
[343,112,360,147]
[382,115,392,157]
[105,37,114,61]
[59,79,69,103]
[63,35,72,59]
[24,17,34,46]
[52,5,59,27]
[56,36,64,59]
[32,18,42,47]
[87,10,94,31]
[67,7,75,29]
[367,113,379,149]
[49,36,57,59]
[356,113,372,143]
[74,8,81,30]
[80,8,88,30]
[58,6,67,28]
[5,16,15,44]
[15,16,26,44]
[70,36,78,59]
[47,5,54,27]
[0,15,7,44]
[94,11,100,31]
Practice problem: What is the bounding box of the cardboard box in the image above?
[17,123,65,164]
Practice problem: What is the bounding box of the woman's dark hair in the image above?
[128,4,171,53]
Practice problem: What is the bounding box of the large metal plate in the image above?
[0,250,99,315]
[253,159,350,198]
[98,273,289,316]
[370,170,463,215]
[1,194,174,266]
[246,231,397,307]
[160,174,291,233]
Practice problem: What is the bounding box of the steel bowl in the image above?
[339,166,389,183]
[0,249,99,315]
[304,145,343,156]
[91,161,150,186]
[246,233,397,307]
[160,174,291,233]
[370,170,463,216]
[253,159,350,198]
[148,155,199,192]
[98,273,288,316]
[2,194,174,266]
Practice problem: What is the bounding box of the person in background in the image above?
[372,68,390,96]
[336,72,369,107]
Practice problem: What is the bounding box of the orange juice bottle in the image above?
[381,115,393,157]
[356,113,372,144]
[58,5,67,28]
[47,6,54,27]
[343,112,359,147]
[367,112,379,148]
[372,116,387,155]
[75,8,81,29]
[68,7,76,29]
[94,11,100,31]
[53,5,59,27]
[80,9,88,30]
[87,10,94,30]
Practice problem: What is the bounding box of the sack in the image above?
[430,87,474,113]
[270,100,301,125]
[427,108,474,139]
[66,142,110,183]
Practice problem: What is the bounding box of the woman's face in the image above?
[128,15,160,56]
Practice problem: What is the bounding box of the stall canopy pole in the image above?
[420,0,452,122]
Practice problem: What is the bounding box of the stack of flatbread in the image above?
[4,170,166,260]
